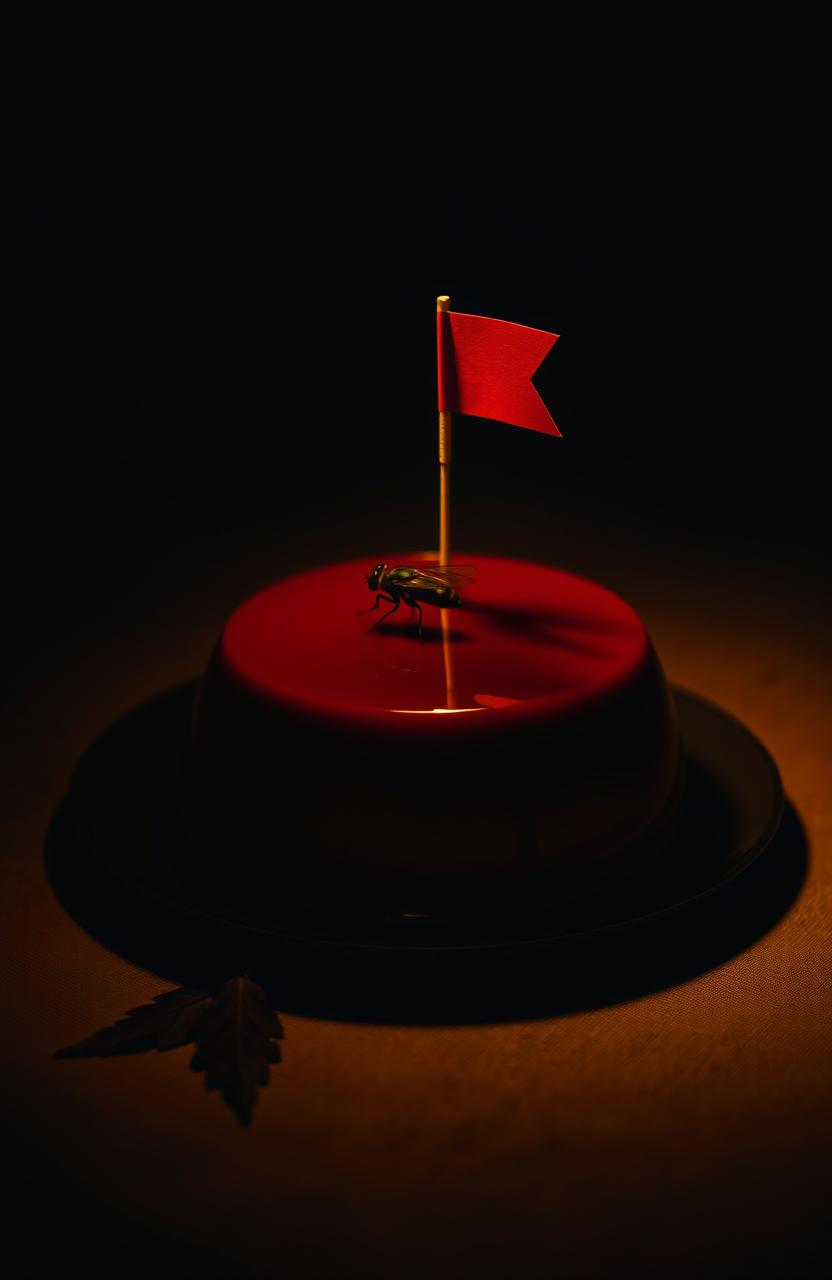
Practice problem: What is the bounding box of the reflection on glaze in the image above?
[473,693,522,708]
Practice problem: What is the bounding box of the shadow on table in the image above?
[45,795,808,1027]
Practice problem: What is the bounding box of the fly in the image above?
[361,563,474,639]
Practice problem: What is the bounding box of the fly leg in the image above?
[356,592,390,617]
[366,593,400,634]
[402,593,423,640]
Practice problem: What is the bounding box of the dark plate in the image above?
[68,682,783,953]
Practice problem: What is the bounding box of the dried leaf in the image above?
[190,975,283,1126]
[55,988,212,1059]
[55,977,285,1126]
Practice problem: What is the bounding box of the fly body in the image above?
[362,563,474,639]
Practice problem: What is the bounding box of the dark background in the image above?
[11,43,829,635]
[5,37,830,1280]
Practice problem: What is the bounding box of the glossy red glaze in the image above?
[182,556,680,916]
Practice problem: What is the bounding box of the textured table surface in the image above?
[3,382,830,1279]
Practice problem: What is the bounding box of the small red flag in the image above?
[437,310,561,437]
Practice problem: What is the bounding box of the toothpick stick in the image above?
[437,295,456,709]
[437,295,452,567]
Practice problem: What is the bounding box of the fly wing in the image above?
[387,567,445,591]
[393,567,475,593]
[415,565,476,586]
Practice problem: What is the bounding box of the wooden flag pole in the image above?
[437,295,456,709]
[437,295,452,566]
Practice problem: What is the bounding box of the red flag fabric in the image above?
[437,310,561,437]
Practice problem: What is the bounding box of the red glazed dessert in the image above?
[179,554,681,917]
